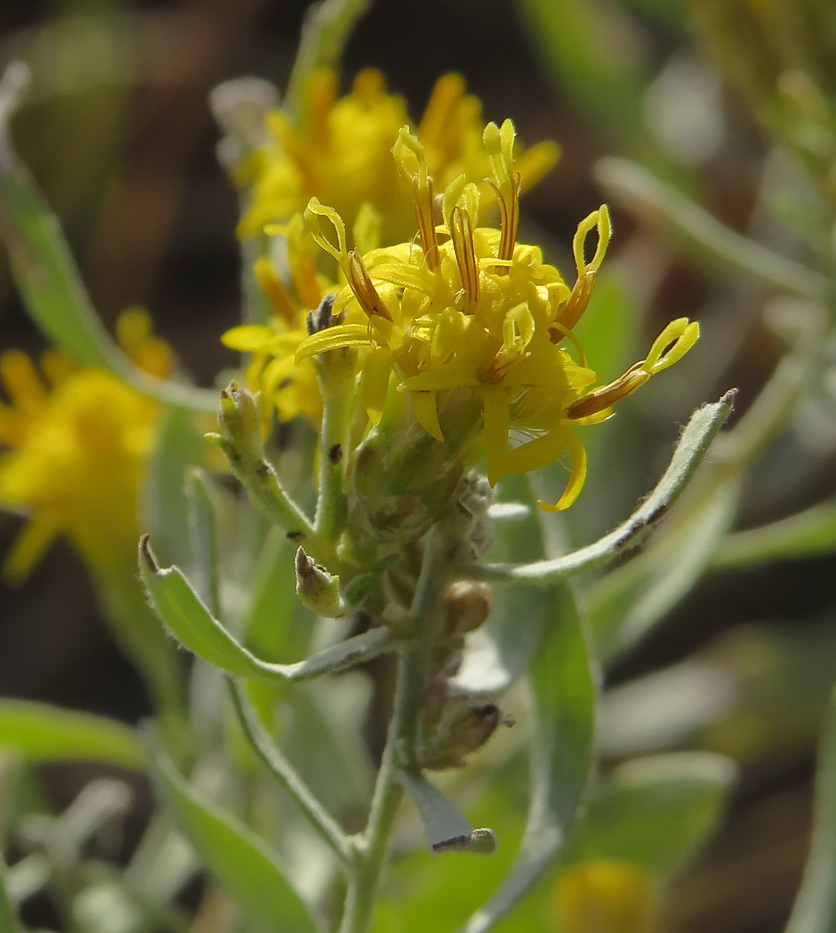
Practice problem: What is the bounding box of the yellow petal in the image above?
[295,325,371,363]
[410,390,444,442]
[502,429,569,476]
[361,347,393,426]
[539,430,588,512]
[2,518,59,583]
[221,325,277,351]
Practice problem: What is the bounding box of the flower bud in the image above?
[442,581,492,637]
[217,381,263,461]
[294,546,343,617]
[417,685,509,769]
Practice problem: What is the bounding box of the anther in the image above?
[347,251,393,321]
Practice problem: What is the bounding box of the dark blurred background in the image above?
[2,2,836,932]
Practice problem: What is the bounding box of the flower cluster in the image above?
[290,122,698,510]
[0,309,172,579]
[235,69,558,244]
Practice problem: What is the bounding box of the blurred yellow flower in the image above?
[222,215,332,431]
[235,68,558,245]
[294,122,699,511]
[552,861,660,933]
[0,309,172,580]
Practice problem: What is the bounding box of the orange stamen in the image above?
[347,251,393,321]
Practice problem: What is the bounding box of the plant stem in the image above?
[339,525,452,933]
[338,647,417,933]
[314,360,353,543]
[227,679,355,869]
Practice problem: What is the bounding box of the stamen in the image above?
[490,173,521,268]
[450,205,480,304]
[347,251,393,321]
[413,176,440,270]
[254,258,298,327]
[558,271,596,332]
[566,367,649,420]
[394,127,440,270]
[418,74,466,151]
[308,69,338,150]
[559,206,612,331]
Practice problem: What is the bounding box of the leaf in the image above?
[0,855,23,933]
[227,679,353,866]
[143,408,207,570]
[517,0,645,141]
[139,536,398,680]
[785,687,836,933]
[0,71,214,413]
[0,701,143,770]
[563,752,737,875]
[399,770,496,855]
[147,733,320,933]
[459,581,596,933]
[589,475,740,666]
[469,393,735,585]
[595,158,826,301]
[712,498,836,569]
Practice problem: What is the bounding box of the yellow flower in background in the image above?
[552,861,661,933]
[222,215,332,431]
[0,309,172,580]
[295,121,699,511]
[235,68,558,245]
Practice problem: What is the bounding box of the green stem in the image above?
[284,0,372,127]
[314,361,353,542]
[338,648,418,933]
[211,435,325,555]
[339,525,451,933]
[227,679,355,869]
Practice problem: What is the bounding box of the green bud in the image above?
[294,546,343,617]
[217,381,262,461]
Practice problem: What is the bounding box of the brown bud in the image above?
[442,581,493,637]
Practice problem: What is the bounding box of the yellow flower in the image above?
[0,309,173,580]
[222,215,332,430]
[552,861,660,933]
[295,122,699,511]
[235,68,558,245]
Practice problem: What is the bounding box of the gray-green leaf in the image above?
[139,536,398,680]
[0,701,143,770]
[147,733,321,933]
[459,581,596,932]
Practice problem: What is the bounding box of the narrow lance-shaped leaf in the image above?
[0,64,214,412]
[139,536,399,681]
[712,497,836,569]
[589,476,740,666]
[785,687,836,933]
[227,679,354,867]
[595,158,826,301]
[143,408,207,572]
[562,752,737,874]
[0,700,143,770]
[468,392,735,585]
[460,580,596,933]
[146,731,321,933]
